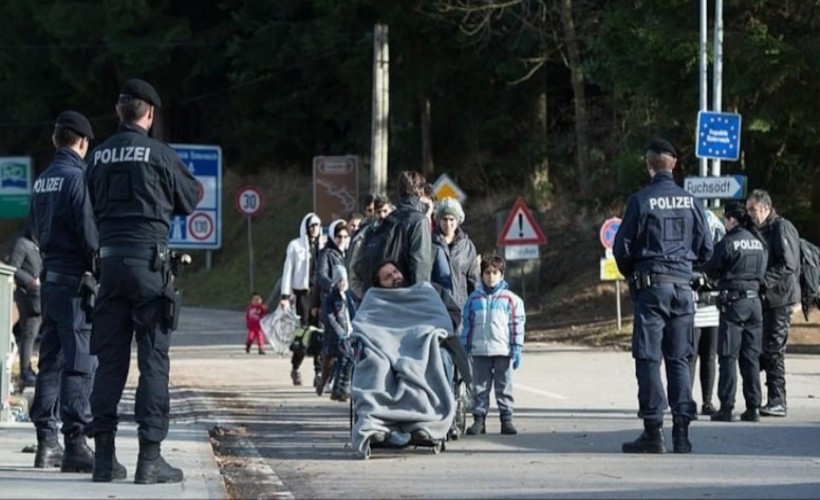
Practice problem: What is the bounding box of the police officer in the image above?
[28,111,100,473]
[613,138,713,454]
[85,79,199,484]
[702,203,767,422]
[745,189,800,417]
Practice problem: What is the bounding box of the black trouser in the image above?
[291,289,321,373]
[689,326,717,405]
[717,297,763,410]
[86,255,171,444]
[30,280,96,442]
[13,288,41,376]
[760,304,793,407]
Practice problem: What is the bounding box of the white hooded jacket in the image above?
[280,212,323,296]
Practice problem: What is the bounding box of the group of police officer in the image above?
[614,138,800,454]
[27,79,199,483]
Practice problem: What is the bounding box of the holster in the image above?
[629,271,652,292]
[77,272,98,323]
[162,286,182,331]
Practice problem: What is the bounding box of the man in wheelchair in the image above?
[348,260,471,457]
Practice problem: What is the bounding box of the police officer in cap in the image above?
[85,78,199,483]
[702,203,767,422]
[29,110,105,473]
[614,138,713,454]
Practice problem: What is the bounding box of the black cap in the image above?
[55,110,94,139]
[724,202,746,221]
[645,138,677,158]
[119,78,162,108]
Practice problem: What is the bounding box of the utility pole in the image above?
[370,24,389,197]
[699,0,708,178]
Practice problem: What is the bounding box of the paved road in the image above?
[171,308,820,499]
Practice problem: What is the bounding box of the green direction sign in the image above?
[0,157,33,219]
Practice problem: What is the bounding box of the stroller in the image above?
[347,283,471,459]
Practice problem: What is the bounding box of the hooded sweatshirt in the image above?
[281,212,323,296]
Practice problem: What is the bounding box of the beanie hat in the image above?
[332,265,348,286]
[434,197,465,224]
[724,202,746,222]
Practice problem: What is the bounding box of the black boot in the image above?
[710,406,734,422]
[672,416,692,454]
[622,420,666,454]
[134,440,183,485]
[465,415,486,435]
[740,407,760,422]
[92,432,128,482]
[500,413,518,435]
[61,435,94,473]
[34,436,63,468]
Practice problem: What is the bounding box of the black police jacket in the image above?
[613,171,713,279]
[702,226,767,292]
[87,123,199,246]
[758,210,801,307]
[31,148,98,275]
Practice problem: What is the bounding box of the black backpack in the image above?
[351,213,405,292]
[799,238,820,321]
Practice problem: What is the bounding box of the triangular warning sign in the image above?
[497,197,547,246]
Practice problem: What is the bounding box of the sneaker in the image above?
[760,403,787,417]
[258,350,266,355]
[245,345,251,354]
[740,408,760,422]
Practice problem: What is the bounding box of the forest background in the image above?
[1,0,819,340]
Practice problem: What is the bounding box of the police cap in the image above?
[645,138,677,159]
[55,110,94,139]
[119,78,162,108]
[724,202,746,221]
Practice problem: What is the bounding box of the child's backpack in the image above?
[350,213,405,293]
[799,237,820,321]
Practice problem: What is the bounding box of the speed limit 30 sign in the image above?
[236,186,263,218]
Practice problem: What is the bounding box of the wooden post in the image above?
[370,24,389,196]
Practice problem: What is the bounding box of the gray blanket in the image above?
[350,283,455,455]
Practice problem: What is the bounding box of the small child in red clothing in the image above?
[245,292,268,354]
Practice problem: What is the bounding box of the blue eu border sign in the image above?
[696,111,742,161]
[168,144,222,250]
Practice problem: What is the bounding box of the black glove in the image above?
[77,272,97,323]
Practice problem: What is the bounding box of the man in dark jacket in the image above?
[29,110,99,473]
[745,189,800,417]
[85,79,199,483]
[7,225,42,388]
[391,170,433,286]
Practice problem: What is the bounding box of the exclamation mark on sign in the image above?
[518,213,524,238]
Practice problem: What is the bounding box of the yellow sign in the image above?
[600,256,624,281]
[432,173,467,204]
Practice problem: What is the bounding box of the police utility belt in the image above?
[630,271,690,291]
[45,271,81,287]
[717,289,759,305]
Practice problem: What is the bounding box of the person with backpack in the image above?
[280,212,324,387]
[745,189,801,417]
[703,203,768,423]
[385,170,433,286]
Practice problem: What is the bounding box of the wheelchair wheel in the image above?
[452,379,468,439]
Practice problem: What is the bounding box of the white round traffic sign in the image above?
[236,186,263,218]
[188,212,215,241]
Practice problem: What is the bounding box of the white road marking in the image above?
[517,383,569,400]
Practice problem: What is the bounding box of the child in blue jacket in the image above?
[460,254,526,435]
[321,265,357,401]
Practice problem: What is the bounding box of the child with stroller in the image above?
[321,265,357,401]
[461,254,526,435]
[245,292,268,354]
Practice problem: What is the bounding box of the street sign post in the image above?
[696,111,742,161]
[684,175,746,199]
[432,173,467,205]
[599,217,621,249]
[236,186,264,293]
[169,144,222,253]
[313,156,358,224]
[0,157,32,219]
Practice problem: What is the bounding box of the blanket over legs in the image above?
[351,283,455,455]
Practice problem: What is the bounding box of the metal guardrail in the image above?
[0,263,16,422]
